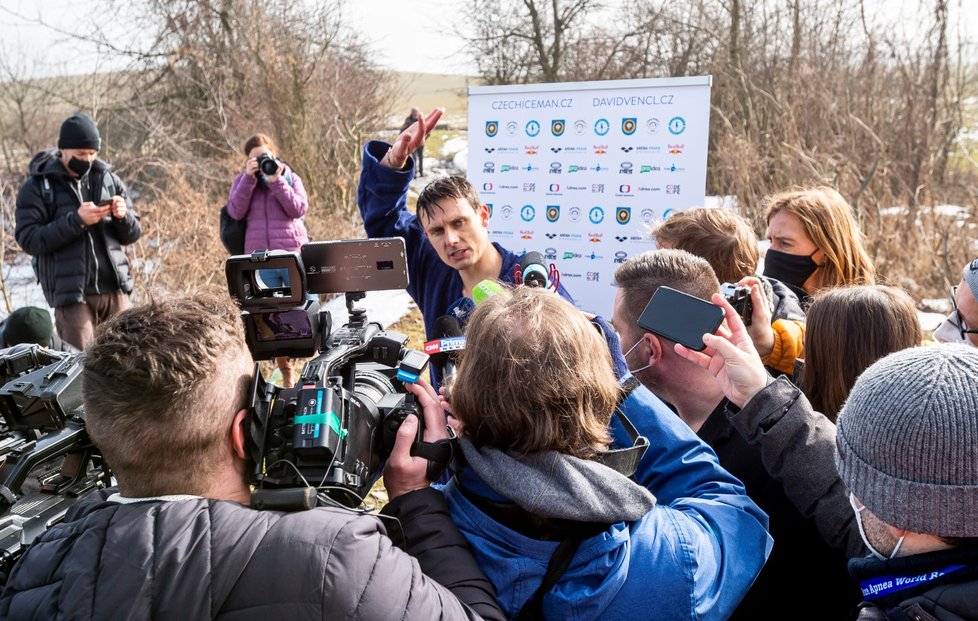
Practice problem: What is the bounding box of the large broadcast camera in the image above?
[227,238,449,510]
[0,344,111,580]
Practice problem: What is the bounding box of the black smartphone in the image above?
[637,286,724,352]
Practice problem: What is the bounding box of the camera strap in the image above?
[593,376,649,478]
[412,425,459,481]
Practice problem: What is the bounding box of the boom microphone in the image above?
[424,316,465,378]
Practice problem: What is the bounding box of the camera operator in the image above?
[0,292,503,621]
[227,133,310,388]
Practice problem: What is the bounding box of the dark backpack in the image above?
[220,204,246,255]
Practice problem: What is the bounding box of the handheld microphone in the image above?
[446,296,476,326]
[424,315,465,378]
[516,251,560,291]
[472,280,505,305]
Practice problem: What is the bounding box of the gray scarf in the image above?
[459,438,656,523]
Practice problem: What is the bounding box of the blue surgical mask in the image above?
[849,493,904,561]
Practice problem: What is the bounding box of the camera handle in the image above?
[345,291,367,329]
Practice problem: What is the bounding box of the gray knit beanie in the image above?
[835,344,978,537]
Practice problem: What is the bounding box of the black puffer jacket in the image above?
[0,488,503,620]
[15,150,141,308]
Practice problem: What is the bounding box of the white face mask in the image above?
[849,493,904,561]
[621,336,652,377]
[933,314,971,345]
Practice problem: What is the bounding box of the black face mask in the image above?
[763,248,820,291]
[66,157,92,177]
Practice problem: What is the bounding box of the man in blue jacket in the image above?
[357,107,573,387]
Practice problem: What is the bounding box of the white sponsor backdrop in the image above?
[468,76,712,317]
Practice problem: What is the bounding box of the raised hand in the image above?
[382,107,444,169]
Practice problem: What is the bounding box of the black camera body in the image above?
[256,152,279,176]
[721,283,753,327]
[227,239,434,509]
[0,345,111,581]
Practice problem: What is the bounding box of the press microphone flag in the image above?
[425,315,465,377]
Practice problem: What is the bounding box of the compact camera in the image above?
[721,283,753,327]
[256,153,280,177]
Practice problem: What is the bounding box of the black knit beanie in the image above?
[58,112,101,151]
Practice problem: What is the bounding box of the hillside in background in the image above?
[390,72,474,128]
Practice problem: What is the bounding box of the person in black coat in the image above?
[15,112,141,350]
[0,292,503,621]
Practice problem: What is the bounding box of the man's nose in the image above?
[445,230,459,246]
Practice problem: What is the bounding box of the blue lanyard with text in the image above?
[858,564,967,600]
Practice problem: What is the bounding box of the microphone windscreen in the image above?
[473,280,505,305]
[520,251,546,268]
[433,315,464,339]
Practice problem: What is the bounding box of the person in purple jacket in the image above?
[227,133,309,387]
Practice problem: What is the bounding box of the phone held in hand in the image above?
[637,286,724,352]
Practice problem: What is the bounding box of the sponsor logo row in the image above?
[482,183,681,197]
[485,117,686,138]
[484,143,685,155]
[481,162,686,175]
[486,204,664,225]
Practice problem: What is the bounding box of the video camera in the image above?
[0,344,111,581]
[227,238,449,510]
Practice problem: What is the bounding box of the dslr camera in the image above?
[227,238,451,510]
[721,283,753,327]
[255,152,280,177]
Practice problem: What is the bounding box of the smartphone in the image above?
[637,286,724,352]
[98,200,113,207]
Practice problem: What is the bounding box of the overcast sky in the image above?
[0,0,975,78]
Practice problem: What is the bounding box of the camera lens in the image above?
[257,154,279,176]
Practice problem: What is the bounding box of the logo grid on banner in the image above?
[468,76,712,317]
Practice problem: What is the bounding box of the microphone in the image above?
[424,315,465,378]
[446,296,476,326]
[516,251,559,290]
[472,279,505,305]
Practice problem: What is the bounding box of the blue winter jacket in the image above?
[357,141,574,387]
[444,382,773,621]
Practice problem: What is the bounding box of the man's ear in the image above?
[229,408,249,460]
[644,332,664,366]
[478,204,490,227]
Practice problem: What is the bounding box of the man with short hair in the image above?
[0,292,504,620]
[357,107,573,386]
[611,249,859,619]
[15,112,141,350]
[678,297,978,620]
